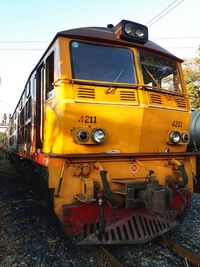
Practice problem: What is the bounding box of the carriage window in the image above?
[26,81,31,97]
[20,108,24,126]
[46,51,54,98]
[71,42,136,84]
[25,122,32,144]
[28,97,32,119]
[25,97,32,121]
[140,52,182,92]
[20,99,23,111]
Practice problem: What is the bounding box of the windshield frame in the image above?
[69,40,138,86]
[138,50,184,95]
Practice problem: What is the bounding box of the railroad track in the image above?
[160,236,200,265]
[94,237,200,266]
[86,235,200,266]
[85,245,123,267]
[99,246,123,267]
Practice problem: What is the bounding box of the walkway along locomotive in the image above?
[4,20,196,244]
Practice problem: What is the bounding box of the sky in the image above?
[0,0,199,116]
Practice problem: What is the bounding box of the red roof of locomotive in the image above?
[56,25,183,63]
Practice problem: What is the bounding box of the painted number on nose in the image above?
[78,116,97,123]
[130,164,138,173]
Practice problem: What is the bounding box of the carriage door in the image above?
[36,63,45,150]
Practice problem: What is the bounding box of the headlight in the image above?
[169,131,181,144]
[118,20,148,44]
[124,23,134,35]
[125,23,146,39]
[135,28,145,38]
[92,129,106,144]
[181,132,190,143]
[77,130,90,142]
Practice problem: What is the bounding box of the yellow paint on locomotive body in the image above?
[42,37,194,216]
[44,89,190,154]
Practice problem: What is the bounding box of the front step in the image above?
[77,212,177,245]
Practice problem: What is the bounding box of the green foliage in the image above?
[0,132,5,143]
[183,46,200,109]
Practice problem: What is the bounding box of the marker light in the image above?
[77,130,90,142]
[115,20,148,44]
[92,129,106,144]
[169,131,181,144]
[181,132,190,143]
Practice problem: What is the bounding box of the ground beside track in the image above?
[0,149,199,267]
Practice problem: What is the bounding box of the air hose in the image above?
[95,162,120,208]
[96,197,105,240]
[178,164,188,188]
[99,170,119,208]
[171,159,188,188]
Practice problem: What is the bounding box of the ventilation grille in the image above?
[175,97,187,109]
[120,91,136,101]
[76,88,95,99]
[149,93,162,105]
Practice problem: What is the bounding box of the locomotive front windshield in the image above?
[140,52,183,92]
[70,41,136,84]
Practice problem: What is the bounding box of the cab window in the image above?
[70,41,136,84]
[140,51,182,92]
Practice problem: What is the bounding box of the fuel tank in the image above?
[188,110,200,151]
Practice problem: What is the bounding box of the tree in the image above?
[0,132,5,144]
[183,46,200,109]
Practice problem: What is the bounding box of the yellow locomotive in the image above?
[5,20,195,244]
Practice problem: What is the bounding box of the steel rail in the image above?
[98,246,123,267]
[85,245,123,267]
[161,236,200,265]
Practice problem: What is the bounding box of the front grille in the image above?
[149,93,162,105]
[120,91,136,101]
[76,88,95,99]
[175,97,187,109]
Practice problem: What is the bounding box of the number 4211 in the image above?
[78,116,97,123]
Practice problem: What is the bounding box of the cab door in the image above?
[36,63,45,150]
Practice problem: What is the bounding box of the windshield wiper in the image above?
[105,69,125,94]
[143,66,160,87]
[113,69,125,83]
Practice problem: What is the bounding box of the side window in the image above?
[26,81,31,97]
[28,97,32,119]
[140,52,182,92]
[46,51,54,99]
[20,108,24,127]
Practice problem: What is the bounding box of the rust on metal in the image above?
[162,237,200,265]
